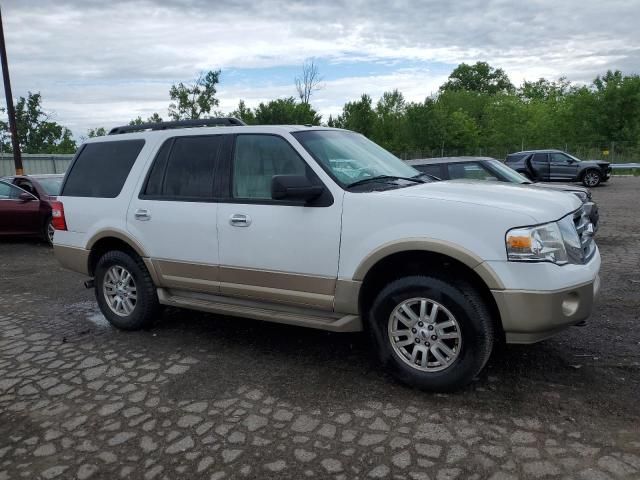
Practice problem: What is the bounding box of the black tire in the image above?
[42,216,54,246]
[94,250,160,330]
[582,169,601,187]
[367,275,495,392]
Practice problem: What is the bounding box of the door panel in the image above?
[127,135,223,293]
[217,134,343,310]
[549,153,578,181]
[528,153,550,180]
[0,181,41,235]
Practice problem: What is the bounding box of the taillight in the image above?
[50,200,67,231]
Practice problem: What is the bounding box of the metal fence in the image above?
[0,154,74,176]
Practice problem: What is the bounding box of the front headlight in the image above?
[506,222,568,264]
[573,191,588,202]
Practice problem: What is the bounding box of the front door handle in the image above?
[229,213,251,227]
[134,209,151,221]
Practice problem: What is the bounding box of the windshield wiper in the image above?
[414,173,440,182]
[346,175,425,189]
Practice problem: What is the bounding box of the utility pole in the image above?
[0,6,22,175]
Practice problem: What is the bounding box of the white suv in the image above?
[53,118,601,391]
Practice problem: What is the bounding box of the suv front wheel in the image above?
[95,250,160,330]
[582,169,602,187]
[368,275,495,392]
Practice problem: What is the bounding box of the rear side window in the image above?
[531,153,548,163]
[448,162,497,181]
[62,140,144,197]
[143,135,223,199]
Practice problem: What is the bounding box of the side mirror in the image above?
[18,192,35,202]
[271,175,324,203]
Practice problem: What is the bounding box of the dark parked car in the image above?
[407,157,599,229]
[505,149,611,187]
[0,174,64,244]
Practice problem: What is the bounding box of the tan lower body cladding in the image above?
[151,259,355,311]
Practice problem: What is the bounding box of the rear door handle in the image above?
[229,213,251,227]
[134,209,151,221]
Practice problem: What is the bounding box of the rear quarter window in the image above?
[62,140,145,197]
[505,154,525,163]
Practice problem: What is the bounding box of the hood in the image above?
[583,160,610,167]
[530,182,590,199]
[382,180,582,223]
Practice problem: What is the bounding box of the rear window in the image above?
[34,177,63,196]
[143,135,223,200]
[62,140,144,197]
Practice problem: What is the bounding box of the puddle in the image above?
[87,312,112,329]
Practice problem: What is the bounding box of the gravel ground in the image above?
[0,177,639,480]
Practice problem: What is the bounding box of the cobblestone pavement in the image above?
[1,178,639,479]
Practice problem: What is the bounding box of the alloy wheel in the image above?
[47,222,55,244]
[584,172,600,187]
[387,297,462,372]
[103,265,137,317]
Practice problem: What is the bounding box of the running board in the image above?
[157,288,362,332]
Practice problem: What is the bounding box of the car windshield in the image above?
[487,160,531,184]
[292,130,421,187]
[33,176,63,195]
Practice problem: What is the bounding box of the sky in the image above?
[2,0,639,140]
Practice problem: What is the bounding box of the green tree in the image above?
[0,92,76,153]
[374,90,407,152]
[334,94,376,137]
[87,127,108,138]
[440,62,514,95]
[591,70,640,144]
[128,113,164,125]
[253,97,321,125]
[230,100,256,124]
[442,110,480,152]
[519,77,571,102]
[168,70,221,120]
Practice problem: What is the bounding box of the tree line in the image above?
[2,61,639,161]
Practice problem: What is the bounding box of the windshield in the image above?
[34,176,63,195]
[292,130,420,187]
[487,159,531,184]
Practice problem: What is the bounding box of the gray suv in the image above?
[506,150,611,187]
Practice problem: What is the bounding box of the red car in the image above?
[0,174,64,245]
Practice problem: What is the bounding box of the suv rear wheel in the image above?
[95,250,160,330]
[582,169,602,187]
[368,275,494,392]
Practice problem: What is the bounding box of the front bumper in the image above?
[583,201,599,231]
[493,274,600,344]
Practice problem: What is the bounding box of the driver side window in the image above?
[233,135,309,200]
[550,153,571,165]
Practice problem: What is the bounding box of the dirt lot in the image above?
[1,178,639,480]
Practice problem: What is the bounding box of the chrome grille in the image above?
[573,207,596,263]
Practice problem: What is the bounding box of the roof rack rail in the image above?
[108,117,247,135]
